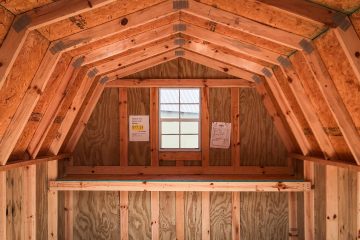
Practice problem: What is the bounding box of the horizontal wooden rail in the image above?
[0,154,71,172]
[49,180,311,192]
[66,166,294,175]
[105,78,256,88]
[159,151,201,161]
[291,153,360,171]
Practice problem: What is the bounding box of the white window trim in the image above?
[159,88,201,151]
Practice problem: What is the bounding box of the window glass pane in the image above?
[180,89,199,103]
[160,104,179,118]
[161,135,179,148]
[181,135,199,148]
[180,104,199,119]
[160,89,179,103]
[180,122,198,134]
[161,122,179,134]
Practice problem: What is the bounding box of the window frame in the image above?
[158,87,201,151]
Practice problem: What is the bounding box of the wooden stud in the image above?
[326,166,339,240]
[302,49,360,165]
[50,180,311,192]
[201,87,210,167]
[291,153,360,172]
[48,160,58,240]
[176,192,185,240]
[202,192,210,240]
[0,154,70,172]
[120,191,129,240]
[64,191,74,240]
[232,192,240,240]
[151,191,159,240]
[231,88,240,167]
[288,192,298,239]
[357,173,360,239]
[150,88,159,166]
[106,78,255,88]
[23,165,36,240]
[303,161,315,240]
[0,171,6,240]
[119,88,128,166]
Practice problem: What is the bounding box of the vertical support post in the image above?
[120,191,129,240]
[232,192,240,240]
[231,88,240,167]
[151,191,159,240]
[48,161,58,240]
[304,162,314,240]
[0,171,6,240]
[202,192,210,240]
[119,88,128,166]
[64,191,73,240]
[201,87,210,167]
[288,192,298,239]
[23,165,36,240]
[150,88,159,166]
[326,166,338,240]
[357,172,360,239]
[176,192,185,240]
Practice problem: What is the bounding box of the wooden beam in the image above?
[357,173,360,239]
[302,49,360,164]
[202,192,210,240]
[0,0,117,89]
[184,0,304,49]
[175,192,185,240]
[0,154,71,172]
[231,88,241,167]
[326,166,339,240]
[291,153,360,171]
[64,191,74,240]
[106,78,255,88]
[48,161,58,240]
[303,161,315,240]
[49,180,311,192]
[150,88,159,166]
[151,191,159,240]
[23,165,36,240]
[0,171,5,240]
[120,191,129,240]
[65,165,294,175]
[256,0,337,26]
[288,192,298,239]
[159,151,201,161]
[119,88,128,166]
[232,192,240,240]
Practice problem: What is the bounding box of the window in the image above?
[159,88,200,150]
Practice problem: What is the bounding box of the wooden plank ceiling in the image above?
[0,0,359,171]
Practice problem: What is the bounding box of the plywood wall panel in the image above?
[159,192,176,240]
[210,192,232,240]
[128,191,151,240]
[73,88,120,166]
[127,88,151,166]
[0,31,49,142]
[73,191,119,240]
[240,88,288,166]
[209,88,231,166]
[240,192,288,240]
[184,192,202,240]
[314,164,326,239]
[6,167,24,240]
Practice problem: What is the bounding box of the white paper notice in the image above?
[129,115,149,142]
[210,122,231,149]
